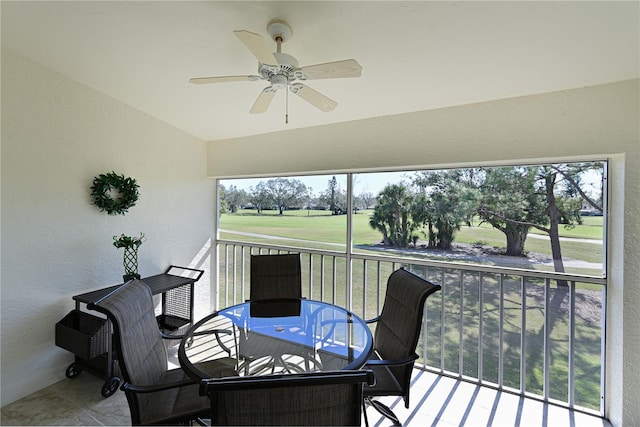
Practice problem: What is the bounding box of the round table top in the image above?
[179,298,373,380]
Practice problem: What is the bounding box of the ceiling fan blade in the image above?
[250,88,276,114]
[290,83,337,112]
[189,75,257,84]
[299,59,362,80]
[234,30,278,65]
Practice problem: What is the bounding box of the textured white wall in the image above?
[208,80,640,426]
[0,49,214,406]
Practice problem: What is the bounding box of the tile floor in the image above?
[1,366,611,427]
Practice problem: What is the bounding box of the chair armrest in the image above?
[364,316,380,324]
[160,326,233,342]
[160,327,231,341]
[364,353,418,368]
[121,378,196,394]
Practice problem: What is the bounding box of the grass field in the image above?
[220,209,604,276]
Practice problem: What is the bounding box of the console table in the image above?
[55,265,204,397]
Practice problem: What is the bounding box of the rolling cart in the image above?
[55,265,204,397]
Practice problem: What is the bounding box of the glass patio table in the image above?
[178,298,373,380]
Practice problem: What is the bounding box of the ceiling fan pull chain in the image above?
[285,84,289,124]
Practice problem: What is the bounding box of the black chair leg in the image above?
[365,396,401,426]
[362,399,370,427]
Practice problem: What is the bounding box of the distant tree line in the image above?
[220,176,375,215]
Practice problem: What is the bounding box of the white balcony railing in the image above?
[214,240,606,417]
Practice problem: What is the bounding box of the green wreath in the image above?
[90,172,139,215]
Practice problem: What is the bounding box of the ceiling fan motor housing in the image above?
[260,52,300,87]
[273,52,298,70]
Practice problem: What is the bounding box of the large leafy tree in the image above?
[222,185,247,213]
[412,170,478,250]
[477,166,547,256]
[477,162,603,278]
[318,176,347,215]
[248,182,271,213]
[369,184,416,247]
[264,178,307,215]
[218,185,228,213]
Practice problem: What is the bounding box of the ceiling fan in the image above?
[189,19,362,122]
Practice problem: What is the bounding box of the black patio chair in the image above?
[250,253,302,300]
[240,253,305,374]
[89,279,237,425]
[363,268,441,426]
[200,369,375,426]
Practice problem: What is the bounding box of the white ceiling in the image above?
[2,1,638,142]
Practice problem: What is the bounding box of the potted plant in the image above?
[113,233,145,281]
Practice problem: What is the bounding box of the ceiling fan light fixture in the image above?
[270,74,288,90]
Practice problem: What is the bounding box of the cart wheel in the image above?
[101,377,120,397]
[65,363,82,379]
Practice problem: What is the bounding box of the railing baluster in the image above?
[544,278,551,401]
[600,285,607,415]
[224,244,229,309]
[478,271,484,384]
[362,259,367,319]
[459,270,464,376]
[320,255,325,302]
[498,273,504,388]
[308,253,313,299]
[332,257,338,304]
[520,275,526,394]
[240,246,246,302]
[423,283,429,363]
[440,268,446,373]
[376,261,382,315]
[569,280,576,408]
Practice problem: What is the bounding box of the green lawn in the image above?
[220,209,604,276]
[528,215,604,240]
[223,208,603,241]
